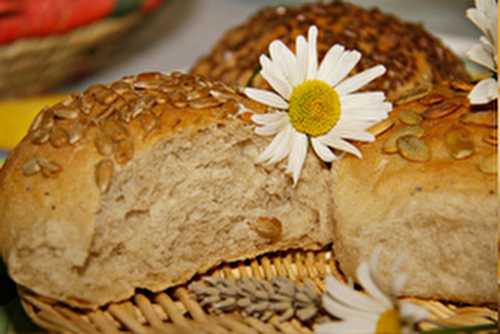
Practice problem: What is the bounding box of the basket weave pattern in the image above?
[18,249,496,333]
[0,14,141,98]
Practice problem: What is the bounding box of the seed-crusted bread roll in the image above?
[332,81,497,305]
[0,72,334,309]
[191,2,469,101]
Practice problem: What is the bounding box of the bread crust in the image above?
[331,82,497,304]
[190,2,469,101]
[0,72,334,309]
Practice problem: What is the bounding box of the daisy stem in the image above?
[245,65,262,86]
[419,323,496,334]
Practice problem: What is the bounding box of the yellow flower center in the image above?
[288,80,341,137]
[376,309,402,334]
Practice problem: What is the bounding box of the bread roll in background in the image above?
[190,2,469,101]
[332,82,497,305]
[0,72,334,309]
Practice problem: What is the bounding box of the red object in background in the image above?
[0,0,163,45]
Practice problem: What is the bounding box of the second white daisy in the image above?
[466,0,498,105]
[316,248,428,334]
[245,25,392,184]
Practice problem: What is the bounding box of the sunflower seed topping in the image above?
[420,93,444,106]
[460,111,497,128]
[95,159,114,193]
[394,86,431,105]
[383,126,424,153]
[68,123,84,145]
[189,277,322,323]
[114,139,134,165]
[31,128,50,145]
[423,102,460,120]
[189,98,223,109]
[479,153,497,174]
[397,135,430,162]
[38,159,62,177]
[444,126,474,160]
[54,107,79,120]
[483,131,497,146]
[450,81,473,92]
[252,216,282,242]
[19,72,242,180]
[30,110,46,132]
[95,133,114,156]
[49,127,69,148]
[101,119,129,142]
[398,110,422,125]
[22,158,41,176]
[368,119,394,137]
[140,112,160,138]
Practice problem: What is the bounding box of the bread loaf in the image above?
[191,2,469,101]
[0,72,334,309]
[0,74,495,309]
[331,81,497,304]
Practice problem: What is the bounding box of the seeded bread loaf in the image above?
[0,72,334,309]
[332,82,497,304]
[190,2,469,101]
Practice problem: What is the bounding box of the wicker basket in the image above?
[0,13,144,98]
[18,248,496,334]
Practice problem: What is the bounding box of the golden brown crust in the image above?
[190,2,469,101]
[332,82,497,304]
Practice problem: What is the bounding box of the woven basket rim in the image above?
[16,248,497,334]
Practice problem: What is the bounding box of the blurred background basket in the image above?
[17,248,497,334]
[0,0,165,98]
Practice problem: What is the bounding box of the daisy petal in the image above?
[337,130,375,142]
[322,295,379,321]
[340,92,387,109]
[317,44,345,82]
[320,135,363,158]
[479,36,495,53]
[356,262,393,309]
[335,65,387,95]
[244,88,289,109]
[315,320,375,334]
[260,55,293,99]
[296,35,308,83]
[324,276,387,313]
[467,43,496,72]
[311,138,337,162]
[466,8,494,38]
[399,301,429,322]
[476,0,497,16]
[256,126,291,164]
[327,50,362,87]
[252,111,287,125]
[255,117,288,136]
[287,130,308,185]
[306,26,319,80]
[267,124,293,164]
[468,78,498,105]
[270,40,301,86]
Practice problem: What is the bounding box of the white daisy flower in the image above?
[316,249,428,334]
[245,26,392,185]
[466,0,498,105]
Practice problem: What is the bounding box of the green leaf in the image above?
[0,306,8,334]
[0,260,16,306]
[245,65,262,87]
[420,323,497,334]
[112,0,143,17]
[2,299,40,333]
